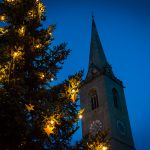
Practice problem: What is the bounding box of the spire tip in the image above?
[91,12,94,19]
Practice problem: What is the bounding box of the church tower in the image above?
[80,17,135,150]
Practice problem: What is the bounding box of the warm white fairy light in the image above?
[50,77,54,81]
[6,0,14,2]
[79,115,83,119]
[0,28,8,35]
[13,52,18,58]
[40,73,45,79]
[0,64,9,82]
[72,89,75,93]
[18,26,25,36]
[50,120,54,125]
[34,44,42,49]
[0,15,6,21]
[102,146,108,150]
[28,10,36,19]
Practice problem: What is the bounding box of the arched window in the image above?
[112,88,119,109]
[90,89,99,110]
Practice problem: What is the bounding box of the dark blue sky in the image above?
[43,0,150,149]
[0,0,150,149]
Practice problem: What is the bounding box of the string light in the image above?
[12,51,23,60]
[0,15,6,21]
[102,146,108,150]
[6,0,15,2]
[0,28,8,35]
[18,26,25,36]
[71,89,75,93]
[49,32,53,40]
[13,52,18,58]
[34,44,42,49]
[50,77,54,81]
[50,120,54,125]
[28,10,36,19]
[89,144,109,150]
[78,109,84,119]
[0,64,9,82]
[79,115,83,119]
[39,73,45,79]
[5,0,17,5]
[11,46,24,61]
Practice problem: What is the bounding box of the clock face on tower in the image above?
[89,120,102,136]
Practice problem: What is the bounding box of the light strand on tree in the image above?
[78,108,84,119]
[18,26,25,37]
[0,28,8,35]
[0,15,6,21]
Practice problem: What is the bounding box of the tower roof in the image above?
[89,17,108,69]
[85,17,123,87]
[85,17,110,80]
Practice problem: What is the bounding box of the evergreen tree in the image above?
[0,0,83,149]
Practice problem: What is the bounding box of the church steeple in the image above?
[80,17,135,150]
[86,17,111,79]
[89,17,108,69]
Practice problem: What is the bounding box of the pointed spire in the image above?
[89,17,108,69]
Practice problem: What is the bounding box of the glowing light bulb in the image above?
[0,15,6,21]
[102,146,108,150]
[13,52,18,58]
[0,28,4,33]
[50,77,54,81]
[72,89,75,93]
[34,44,42,49]
[79,115,83,119]
[50,120,54,125]
[40,74,45,79]
[6,0,12,2]
[18,26,25,36]
[35,45,40,48]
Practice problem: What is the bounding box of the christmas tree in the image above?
[0,0,83,149]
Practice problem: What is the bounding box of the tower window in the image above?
[112,88,119,109]
[90,89,99,110]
